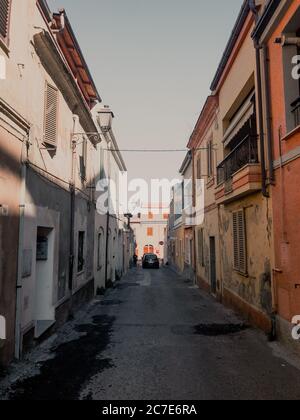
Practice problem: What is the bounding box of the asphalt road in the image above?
[2,266,300,400]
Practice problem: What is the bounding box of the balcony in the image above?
[216,134,261,204]
[291,97,300,129]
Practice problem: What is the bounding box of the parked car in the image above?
[142,253,160,269]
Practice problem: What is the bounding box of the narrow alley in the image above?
[1,267,300,401]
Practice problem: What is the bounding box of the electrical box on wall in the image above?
[0,205,9,216]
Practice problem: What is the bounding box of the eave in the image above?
[187,95,219,149]
[52,10,101,108]
[251,0,281,40]
[33,31,99,137]
[210,0,251,92]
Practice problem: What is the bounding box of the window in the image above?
[148,212,154,220]
[196,155,201,179]
[0,0,10,45]
[163,213,169,220]
[44,83,58,147]
[185,238,191,265]
[198,228,204,267]
[282,13,300,132]
[77,231,85,273]
[207,140,213,178]
[97,231,103,270]
[147,227,153,237]
[233,210,247,274]
[79,138,87,180]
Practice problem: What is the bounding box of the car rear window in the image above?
[145,254,157,260]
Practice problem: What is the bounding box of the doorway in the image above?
[210,236,217,295]
[34,227,55,338]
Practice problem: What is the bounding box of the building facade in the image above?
[0,0,130,366]
[132,204,169,262]
[253,0,300,350]
[170,0,275,335]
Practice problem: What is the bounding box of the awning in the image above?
[223,94,255,148]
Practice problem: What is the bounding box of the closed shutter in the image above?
[197,155,201,179]
[233,210,247,274]
[198,228,204,267]
[44,83,58,147]
[0,0,10,41]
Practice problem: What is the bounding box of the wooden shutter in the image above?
[0,0,10,41]
[198,228,204,267]
[44,83,58,147]
[233,210,247,274]
[197,155,201,179]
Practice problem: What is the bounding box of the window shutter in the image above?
[198,228,204,267]
[44,83,58,147]
[233,212,239,270]
[197,156,201,179]
[233,210,247,274]
[238,210,247,273]
[0,0,10,41]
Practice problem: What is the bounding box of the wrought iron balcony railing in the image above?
[217,134,259,185]
[291,97,300,129]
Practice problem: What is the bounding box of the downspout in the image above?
[15,135,29,359]
[255,45,269,197]
[263,45,275,183]
[191,148,197,285]
[249,1,269,197]
[105,138,112,288]
[69,116,78,317]
[250,1,276,339]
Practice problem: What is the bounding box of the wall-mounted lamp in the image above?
[97,105,114,133]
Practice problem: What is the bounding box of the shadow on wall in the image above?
[0,136,110,366]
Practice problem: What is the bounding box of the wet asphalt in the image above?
[3,266,300,400]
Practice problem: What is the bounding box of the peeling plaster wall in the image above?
[219,193,273,316]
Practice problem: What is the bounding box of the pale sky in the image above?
[48,0,243,182]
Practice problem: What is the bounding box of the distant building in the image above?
[131,204,169,261]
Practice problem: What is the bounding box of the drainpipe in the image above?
[255,44,269,198]
[191,148,197,285]
[15,135,29,359]
[69,116,78,316]
[263,45,275,184]
[250,1,276,339]
[249,1,269,197]
[105,138,112,288]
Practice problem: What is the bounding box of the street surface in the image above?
[1,267,300,400]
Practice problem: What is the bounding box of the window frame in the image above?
[97,230,103,271]
[207,139,214,178]
[77,231,85,273]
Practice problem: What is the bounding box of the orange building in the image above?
[253,0,300,349]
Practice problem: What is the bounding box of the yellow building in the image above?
[188,1,274,334]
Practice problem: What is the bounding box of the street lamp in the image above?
[124,213,133,229]
[97,105,114,133]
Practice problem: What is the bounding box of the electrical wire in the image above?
[103,147,214,153]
